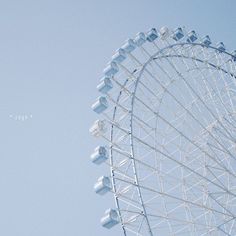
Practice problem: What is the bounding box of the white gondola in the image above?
[134,32,146,46]
[160,26,170,40]
[111,48,126,64]
[146,28,158,42]
[101,208,119,229]
[216,42,226,52]
[201,35,211,46]
[89,120,107,137]
[92,96,108,114]
[172,27,184,41]
[91,146,108,165]
[187,30,197,43]
[121,39,136,53]
[104,61,119,77]
[94,176,111,195]
[97,77,113,94]
[231,50,236,61]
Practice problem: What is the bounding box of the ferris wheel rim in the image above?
[110,78,130,236]
[109,40,236,234]
[91,26,236,235]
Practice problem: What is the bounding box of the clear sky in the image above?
[0,0,235,235]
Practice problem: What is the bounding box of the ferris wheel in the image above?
[89,26,236,236]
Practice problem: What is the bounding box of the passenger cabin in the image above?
[173,27,184,41]
[101,209,119,229]
[97,77,113,94]
[146,28,158,42]
[94,176,111,195]
[92,96,108,114]
[160,26,170,40]
[104,61,119,77]
[91,146,108,165]
[112,48,126,64]
[216,42,226,52]
[187,30,197,43]
[121,39,136,53]
[89,120,107,137]
[134,32,146,46]
[201,35,211,46]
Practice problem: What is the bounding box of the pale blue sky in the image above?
[0,0,235,235]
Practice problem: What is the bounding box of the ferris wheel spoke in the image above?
[131,134,236,198]
[115,176,234,219]
[151,52,234,123]
[161,52,236,142]
[184,53,232,120]
[131,93,236,180]
[112,75,199,145]
[134,137,235,196]
[164,53,236,141]
[152,55,236,166]
[131,120,235,193]
[112,147,215,198]
[155,49,235,120]
[213,126,236,146]
[139,58,236,162]
[209,192,235,217]
[131,209,217,231]
[203,51,236,114]
[223,114,236,128]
